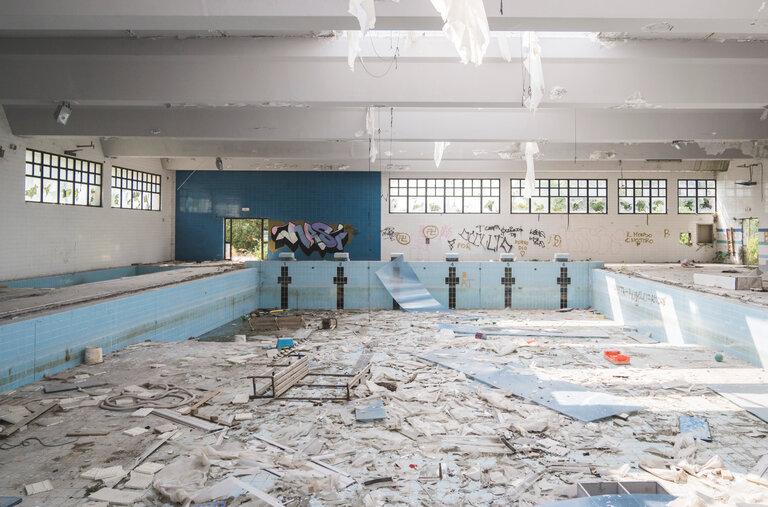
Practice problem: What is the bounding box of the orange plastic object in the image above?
[604,350,630,364]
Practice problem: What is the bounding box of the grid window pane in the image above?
[24,149,102,207]
[618,179,667,214]
[111,166,162,211]
[677,179,716,214]
[388,178,500,214]
[511,178,607,214]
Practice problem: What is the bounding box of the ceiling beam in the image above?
[0,37,766,109]
[0,0,765,36]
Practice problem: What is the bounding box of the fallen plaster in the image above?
[523,141,539,198]
[589,150,617,161]
[2,309,768,505]
[433,141,450,168]
[612,91,660,110]
[549,86,568,101]
[348,0,376,35]
[522,32,545,111]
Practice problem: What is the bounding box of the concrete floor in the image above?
[605,263,768,307]
[1,309,767,506]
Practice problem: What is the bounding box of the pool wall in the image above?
[0,269,257,392]
[591,269,768,368]
[1,265,184,289]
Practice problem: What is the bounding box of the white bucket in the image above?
[84,346,103,365]
[233,334,247,343]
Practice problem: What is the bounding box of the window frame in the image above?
[111,166,162,211]
[677,179,716,214]
[617,179,668,214]
[510,178,608,214]
[24,148,103,207]
[388,178,501,214]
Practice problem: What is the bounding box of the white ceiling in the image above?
[0,0,767,170]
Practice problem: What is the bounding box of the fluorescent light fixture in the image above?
[54,102,71,125]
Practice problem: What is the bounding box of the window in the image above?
[111,167,161,211]
[618,179,667,214]
[389,178,500,213]
[224,218,269,261]
[510,179,607,214]
[24,149,102,206]
[677,179,716,214]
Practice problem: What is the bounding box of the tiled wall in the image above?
[0,269,257,392]
[0,264,183,289]
[175,170,381,262]
[381,164,719,263]
[255,261,603,310]
[0,109,175,281]
[591,269,768,368]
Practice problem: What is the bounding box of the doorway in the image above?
[742,218,759,266]
[224,218,269,261]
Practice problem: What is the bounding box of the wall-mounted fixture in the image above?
[215,157,224,171]
[63,142,95,157]
[736,162,761,186]
[54,101,71,125]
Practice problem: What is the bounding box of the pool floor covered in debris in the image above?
[1,309,768,506]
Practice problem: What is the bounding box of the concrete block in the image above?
[693,272,763,290]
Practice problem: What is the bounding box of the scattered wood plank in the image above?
[66,429,110,437]
[180,389,221,415]
[152,409,224,431]
[1,401,58,438]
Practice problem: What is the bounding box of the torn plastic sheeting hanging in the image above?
[366,106,378,163]
[523,141,538,199]
[522,32,545,111]
[348,0,376,35]
[430,0,490,65]
[433,141,450,168]
[347,31,362,71]
[375,259,450,313]
[497,33,513,62]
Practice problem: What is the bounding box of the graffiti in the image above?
[460,272,472,288]
[625,231,654,247]
[458,228,516,253]
[664,229,670,238]
[456,242,472,250]
[439,226,453,239]
[515,239,529,257]
[475,225,522,236]
[271,221,351,257]
[547,234,562,248]
[396,233,411,245]
[447,239,456,250]
[529,228,545,247]
[423,225,439,240]
[616,285,667,307]
[381,227,397,242]
[556,226,624,255]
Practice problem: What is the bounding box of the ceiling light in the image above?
[672,141,682,150]
[54,102,71,125]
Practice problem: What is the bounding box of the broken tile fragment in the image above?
[81,466,125,480]
[124,471,154,490]
[24,479,53,495]
[123,426,149,436]
[88,487,142,505]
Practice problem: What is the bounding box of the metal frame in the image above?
[111,165,162,211]
[510,178,608,214]
[24,148,102,207]
[677,178,716,214]
[618,178,668,214]
[224,217,269,261]
[249,357,371,402]
[389,177,501,214]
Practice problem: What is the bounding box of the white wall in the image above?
[0,109,175,281]
[380,162,719,263]
[716,161,768,266]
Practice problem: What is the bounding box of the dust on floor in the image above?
[0,309,767,506]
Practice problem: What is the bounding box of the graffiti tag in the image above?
[625,231,654,247]
[271,221,351,257]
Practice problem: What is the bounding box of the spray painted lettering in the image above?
[271,221,351,257]
[625,231,654,246]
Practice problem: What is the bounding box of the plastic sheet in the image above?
[523,141,538,198]
[522,32,545,111]
[347,31,362,71]
[375,259,450,313]
[419,349,644,422]
[348,0,375,35]
[430,0,490,65]
[433,141,450,168]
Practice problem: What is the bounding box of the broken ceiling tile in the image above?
[347,30,362,71]
[523,142,539,199]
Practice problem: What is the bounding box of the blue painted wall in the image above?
[1,265,183,289]
[175,171,381,261]
[591,269,768,368]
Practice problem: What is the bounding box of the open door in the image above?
[742,218,759,266]
[224,218,269,261]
